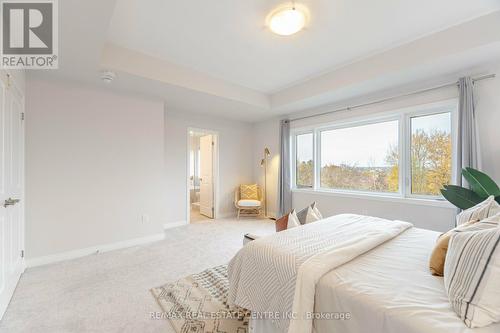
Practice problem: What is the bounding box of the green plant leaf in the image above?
[441,185,483,210]
[462,167,500,198]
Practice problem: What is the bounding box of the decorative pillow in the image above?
[429,217,494,276]
[444,226,500,328]
[479,213,500,227]
[240,184,259,200]
[275,210,300,232]
[456,195,500,226]
[311,202,323,220]
[429,231,453,276]
[296,202,322,225]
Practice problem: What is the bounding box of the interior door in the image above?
[199,134,214,218]
[0,74,25,320]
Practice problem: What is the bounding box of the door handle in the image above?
[4,197,20,208]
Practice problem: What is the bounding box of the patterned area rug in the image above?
[151,265,250,333]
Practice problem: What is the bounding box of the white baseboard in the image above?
[163,220,188,230]
[26,233,165,268]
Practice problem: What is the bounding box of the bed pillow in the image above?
[456,195,500,226]
[275,210,300,232]
[296,202,322,225]
[429,216,496,276]
[444,226,500,328]
[240,184,259,200]
[311,202,323,220]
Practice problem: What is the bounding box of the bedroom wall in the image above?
[253,60,500,232]
[26,79,256,262]
[474,65,500,182]
[26,79,169,260]
[164,109,254,225]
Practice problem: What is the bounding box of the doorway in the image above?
[0,73,25,320]
[187,129,218,223]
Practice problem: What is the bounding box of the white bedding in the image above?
[229,214,411,333]
[312,227,500,333]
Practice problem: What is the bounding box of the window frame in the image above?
[291,99,458,201]
[316,114,402,196]
[292,130,315,189]
[404,105,458,200]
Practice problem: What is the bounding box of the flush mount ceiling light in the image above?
[267,3,309,36]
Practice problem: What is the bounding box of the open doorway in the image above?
[187,128,218,223]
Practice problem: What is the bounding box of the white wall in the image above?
[26,79,168,259]
[292,192,456,231]
[164,109,254,224]
[253,61,500,232]
[475,66,500,182]
[25,78,255,260]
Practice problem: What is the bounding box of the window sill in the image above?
[291,188,456,209]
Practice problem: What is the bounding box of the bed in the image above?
[228,214,500,333]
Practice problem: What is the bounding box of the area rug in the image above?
[151,265,250,333]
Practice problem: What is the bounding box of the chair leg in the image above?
[237,208,240,219]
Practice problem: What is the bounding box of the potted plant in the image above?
[441,167,500,210]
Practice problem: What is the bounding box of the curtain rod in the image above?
[289,73,496,123]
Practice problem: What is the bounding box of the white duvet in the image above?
[312,227,500,333]
[228,214,412,333]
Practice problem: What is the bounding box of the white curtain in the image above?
[456,77,481,187]
[278,119,292,217]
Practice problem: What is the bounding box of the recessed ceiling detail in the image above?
[107,0,500,93]
[29,0,500,122]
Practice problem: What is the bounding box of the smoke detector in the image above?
[101,70,116,84]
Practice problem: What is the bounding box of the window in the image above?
[410,112,452,196]
[292,100,457,200]
[295,133,313,188]
[320,120,399,193]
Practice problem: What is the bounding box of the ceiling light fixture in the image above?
[267,2,308,36]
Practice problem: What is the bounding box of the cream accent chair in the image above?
[234,186,263,219]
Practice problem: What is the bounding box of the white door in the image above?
[0,74,25,320]
[199,135,214,218]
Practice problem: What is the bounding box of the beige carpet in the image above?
[0,218,274,333]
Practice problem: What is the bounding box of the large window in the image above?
[410,112,452,196]
[320,120,399,193]
[295,133,314,188]
[292,101,456,200]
